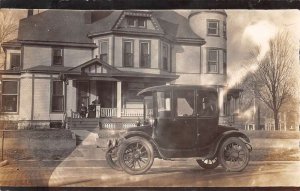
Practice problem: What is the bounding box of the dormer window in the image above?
[127,16,135,27]
[137,18,146,28]
[127,16,147,28]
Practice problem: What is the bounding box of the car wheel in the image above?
[117,136,154,175]
[196,157,219,169]
[105,147,122,171]
[218,137,250,172]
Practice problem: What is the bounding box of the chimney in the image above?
[27,9,34,17]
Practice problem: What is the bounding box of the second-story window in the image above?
[223,50,227,75]
[123,40,134,67]
[207,49,218,73]
[140,41,150,68]
[99,41,108,63]
[162,44,169,71]
[10,53,21,70]
[223,21,227,38]
[52,48,63,66]
[207,20,219,36]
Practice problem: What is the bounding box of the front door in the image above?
[97,81,115,108]
[77,81,89,111]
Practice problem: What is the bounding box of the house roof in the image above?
[18,10,94,44]
[23,65,73,73]
[18,10,204,45]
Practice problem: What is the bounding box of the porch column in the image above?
[117,81,122,118]
[218,88,225,116]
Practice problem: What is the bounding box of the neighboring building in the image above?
[0,10,240,129]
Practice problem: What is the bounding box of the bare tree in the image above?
[244,31,297,130]
[0,10,18,53]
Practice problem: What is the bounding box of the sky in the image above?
[226,10,300,85]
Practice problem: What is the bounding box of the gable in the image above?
[67,58,121,74]
[113,11,164,34]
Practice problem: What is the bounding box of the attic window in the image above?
[127,16,135,27]
[137,18,146,28]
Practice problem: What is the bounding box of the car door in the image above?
[196,90,219,147]
[168,88,197,149]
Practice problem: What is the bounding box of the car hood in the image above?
[125,124,153,136]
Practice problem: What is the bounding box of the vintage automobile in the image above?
[104,85,252,175]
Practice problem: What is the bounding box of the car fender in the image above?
[121,131,166,159]
[209,130,251,158]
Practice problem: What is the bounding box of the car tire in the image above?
[196,157,219,169]
[105,147,122,171]
[117,136,154,175]
[218,137,250,172]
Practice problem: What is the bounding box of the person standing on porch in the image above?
[79,103,87,118]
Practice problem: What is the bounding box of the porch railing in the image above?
[121,108,143,117]
[70,108,153,118]
[100,108,117,117]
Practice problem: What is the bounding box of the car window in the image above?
[197,91,217,117]
[174,89,195,117]
[156,91,171,117]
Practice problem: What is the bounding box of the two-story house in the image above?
[0,10,241,129]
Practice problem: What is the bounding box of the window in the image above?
[1,81,18,112]
[155,91,171,118]
[207,49,219,73]
[127,16,147,28]
[197,91,217,117]
[52,48,63,66]
[140,42,150,68]
[223,21,227,38]
[127,16,135,27]
[137,18,146,28]
[162,44,169,71]
[223,50,227,75]
[174,89,195,117]
[207,20,219,36]
[10,53,21,70]
[123,41,134,67]
[51,81,64,112]
[99,41,108,63]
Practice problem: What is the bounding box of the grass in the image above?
[242,130,300,139]
[251,148,300,161]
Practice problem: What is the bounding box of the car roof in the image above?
[137,85,218,96]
